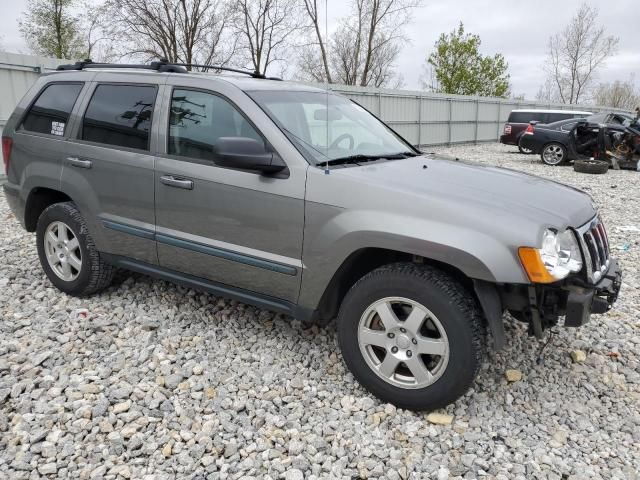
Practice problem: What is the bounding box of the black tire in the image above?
[573,159,609,174]
[518,137,533,154]
[36,202,114,296]
[541,142,567,166]
[337,263,485,411]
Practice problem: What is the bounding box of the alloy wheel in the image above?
[44,221,82,281]
[542,144,565,165]
[357,297,450,389]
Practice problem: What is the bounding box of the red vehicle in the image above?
[500,109,592,153]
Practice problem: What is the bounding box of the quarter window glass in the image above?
[530,112,547,122]
[82,84,157,150]
[548,113,573,122]
[169,89,263,162]
[561,122,576,131]
[21,83,83,136]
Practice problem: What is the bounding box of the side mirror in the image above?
[213,137,286,174]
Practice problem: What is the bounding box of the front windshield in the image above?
[248,90,415,164]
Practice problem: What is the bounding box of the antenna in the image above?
[324,0,330,175]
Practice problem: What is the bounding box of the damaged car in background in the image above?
[519,112,640,172]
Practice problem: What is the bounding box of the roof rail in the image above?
[55,58,281,80]
[170,62,281,80]
[56,58,187,73]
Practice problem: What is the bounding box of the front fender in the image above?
[298,204,529,310]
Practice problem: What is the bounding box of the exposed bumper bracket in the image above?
[565,258,622,327]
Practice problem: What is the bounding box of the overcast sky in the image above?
[1,0,637,99]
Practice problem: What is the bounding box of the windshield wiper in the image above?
[324,151,418,166]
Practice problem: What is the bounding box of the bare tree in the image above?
[542,3,618,104]
[594,78,640,110]
[299,0,331,82]
[535,77,561,103]
[301,0,418,87]
[231,0,303,76]
[77,1,118,62]
[105,0,235,67]
[359,0,418,86]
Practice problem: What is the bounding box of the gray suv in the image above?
[1,60,622,410]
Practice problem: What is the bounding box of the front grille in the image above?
[578,216,610,282]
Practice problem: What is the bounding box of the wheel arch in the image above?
[24,187,73,232]
[309,248,505,348]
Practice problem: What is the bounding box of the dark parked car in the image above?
[500,109,592,154]
[520,112,638,166]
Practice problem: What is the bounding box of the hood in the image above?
[328,154,596,230]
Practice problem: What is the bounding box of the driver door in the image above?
[153,80,307,303]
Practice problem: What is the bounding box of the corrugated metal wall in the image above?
[0,51,629,146]
[323,83,627,147]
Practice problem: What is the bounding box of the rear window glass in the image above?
[507,111,546,123]
[82,84,157,150]
[21,83,83,136]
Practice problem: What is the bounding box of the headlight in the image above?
[519,229,583,283]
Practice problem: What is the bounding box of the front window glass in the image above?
[168,89,263,162]
[248,90,413,164]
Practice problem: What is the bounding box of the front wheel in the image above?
[337,263,485,411]
[541,142,567,166]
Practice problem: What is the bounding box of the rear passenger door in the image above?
[61,75,160,265]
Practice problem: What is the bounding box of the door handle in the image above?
[160,175,194,190]
[66,156,92,169]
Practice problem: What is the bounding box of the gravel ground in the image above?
[0,142,639,480]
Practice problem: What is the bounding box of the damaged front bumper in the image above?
[564,258,622,327]
[499,257,622,339]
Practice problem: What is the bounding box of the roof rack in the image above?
[56,58,187,73]
[56,58,282,80]
[170,62,282,80]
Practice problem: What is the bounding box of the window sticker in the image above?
[51,121,65,136]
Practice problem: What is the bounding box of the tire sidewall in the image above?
[36,203,93,294]
[573,160,608,174]
[338,268,480,410]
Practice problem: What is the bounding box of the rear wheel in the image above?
[541,142,567,165]
[36,202,114,296]
[337,263,485,411]
[518,137,533,154]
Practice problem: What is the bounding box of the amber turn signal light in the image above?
[518,247,557,284]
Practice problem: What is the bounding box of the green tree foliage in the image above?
[20,0,85,59]
[424,23,510,98]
